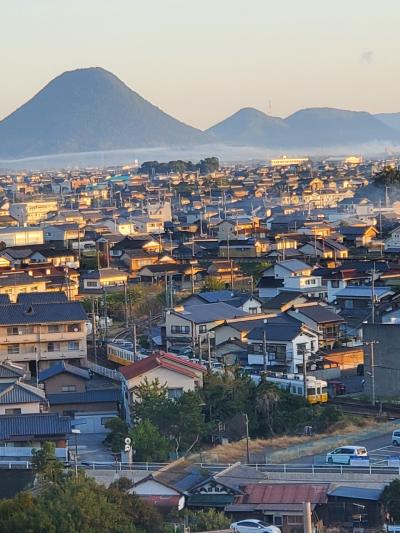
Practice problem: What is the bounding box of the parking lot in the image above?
[367,443,400,465]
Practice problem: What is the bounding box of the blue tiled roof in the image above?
[0,413,70,440]
[47,388,120,405]
[39,362,90,382]
[17,292,68,305]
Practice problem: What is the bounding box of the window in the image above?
[287,514,303,526]
[48,325,59,333]
[198,325,207,334]
[168,388,183,399]
[68,341,79,351]
[171,325,190,335]
[47,342,60,352]
[331,280,339,288]
[67,323,81,332]
[61,385,76,392]
[274,515,283,526]
[249,307,259,314]
[86,281,98,287]
[7,327,19,336]
[5,408,21,415]
[7,344,19,354]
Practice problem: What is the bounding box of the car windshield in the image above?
[258,521,271,527]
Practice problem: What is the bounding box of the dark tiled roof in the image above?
[47,388,120,405]
[17,292,68,305]
[39,362,90,382]
[263,291,306,308]
[293,305,344,324]
[0,295,10,304]
[248,314,304,342]
[0,302,87,325]
[0,382,46,404]
[0,413,71,440]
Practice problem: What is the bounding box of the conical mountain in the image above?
[207,107,289,146]
[0,67,210,158]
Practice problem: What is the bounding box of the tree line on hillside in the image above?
[105,370,344,461]
[140,157,219,176]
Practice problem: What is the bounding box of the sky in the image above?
[1,0,400,130]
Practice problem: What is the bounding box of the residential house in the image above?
[262,292,308,314]
[0,413,70,457]
[131,215,164,235]
[225,483,329,533]
[288,305,344,349]
[0,272,47,303]
[82,268,128,291]
[164,302,248,349]
[138,263,202,290]
[339,225,378,247]
[313,267,368,303]
[216,218,259,240]
[0,292,87,373]
[182,291,262,314]
[0,381,47,415]
[43,224,85,248]
[130,474,185,512]
[119,352,205,400]
[207,260,240,283]
[29,248,80,269]
[218,239,268,258]
[247,314,319,373]
[110,236,162,259]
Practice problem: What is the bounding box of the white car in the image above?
[326,445,368,465]
[230,519,281,533]
[392,430,400,446]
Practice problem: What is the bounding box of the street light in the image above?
[71,429,81,477]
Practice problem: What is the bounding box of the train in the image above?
[251,372,328,404]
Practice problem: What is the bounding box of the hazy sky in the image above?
[1,0,400,129]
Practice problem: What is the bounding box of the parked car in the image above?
[230,519,281,533]
[392,430,400,446]
[326,446,368,464]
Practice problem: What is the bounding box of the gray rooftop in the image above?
[0,301,87,325]
[176,302,248,324]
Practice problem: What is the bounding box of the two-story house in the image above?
[246,314,318,373]
[287,305,344,349]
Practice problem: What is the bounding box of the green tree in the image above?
[0,474,164,533]
[31,441,64,482]
[170,391,207,457]
[174,509,230,532]
[129,420,171,462]
[201,276,226,291]
[104,417,129,453]
[382,478,400,522]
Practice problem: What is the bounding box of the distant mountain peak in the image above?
[0,67,210,159]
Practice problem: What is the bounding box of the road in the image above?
[290,427,400,465]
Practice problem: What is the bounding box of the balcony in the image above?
[0,349,86,362]
[1,330,85,344]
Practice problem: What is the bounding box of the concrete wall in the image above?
[363,323,400,399]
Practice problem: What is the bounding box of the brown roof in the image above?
[119,352,205,381]
[236,483,329,505]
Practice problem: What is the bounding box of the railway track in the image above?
[331,398,400,418]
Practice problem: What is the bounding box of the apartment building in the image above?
[0,227,44,247]
[10,200,58,226]
[0,293,87,374]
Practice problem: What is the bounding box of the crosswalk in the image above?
[368,444,400,465]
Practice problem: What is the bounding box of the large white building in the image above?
[0,227,44,247]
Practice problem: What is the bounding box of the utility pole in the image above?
[190,261,195,295]
[207,333,212,370]
[365,340,379,406]
[103,290,108,343]
[124,283,129,329]
[262,322,267,372]
[230,259,234,291]
[199,335,203,365]
[132,321,137,362]
[303,501,312,533]
[91,296,97,365]
[371,262,376,324]
[244,413,250,464]
[303,350,308,401]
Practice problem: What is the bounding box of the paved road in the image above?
[290,427,400,465]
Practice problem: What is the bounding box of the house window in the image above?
[297,343,307,355]
[7,345,19,354]
[274,515,283,527]
[331,280,340,288]
[287,515,303,525]
[5,408,21,415]
[48,325,60,333]
[249,307,259,314]
[199,325,207,334]
[171,326,190,335]
[86,281,98,287]
[68,341,79,351]
[61,385,76,392]
[7,327,19,336]
[47,342,60,352]
[168,388,183,399]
